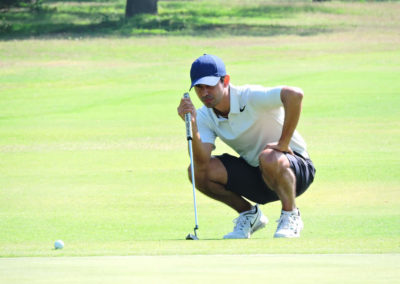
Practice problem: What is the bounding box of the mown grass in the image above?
[1,31,399,256]
[1,255,399,284]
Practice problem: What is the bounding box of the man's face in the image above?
[194,81,224,108]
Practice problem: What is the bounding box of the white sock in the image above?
[282,208,299,215]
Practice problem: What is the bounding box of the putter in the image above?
[183,92,199,241]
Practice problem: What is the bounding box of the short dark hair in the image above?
[220,76,225,83]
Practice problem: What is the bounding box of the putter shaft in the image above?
[184,92,199,239]
[188,136,199,234]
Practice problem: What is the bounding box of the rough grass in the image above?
[1,0,399,38]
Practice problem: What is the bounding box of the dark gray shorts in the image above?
[217,152,316,204]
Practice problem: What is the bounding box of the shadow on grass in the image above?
[0,1,338,39]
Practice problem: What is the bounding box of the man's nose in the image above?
[199,86,208,96]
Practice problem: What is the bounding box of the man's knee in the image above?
[259,149,290,181]
[187,164,200,184]
[187,158,227,191]
[187,163,210,191]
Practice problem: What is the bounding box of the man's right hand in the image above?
[177,96,197,124]
[178,95,214,168]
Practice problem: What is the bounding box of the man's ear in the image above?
[223,75,230,87]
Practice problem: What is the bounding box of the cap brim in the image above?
[190,76,220,90]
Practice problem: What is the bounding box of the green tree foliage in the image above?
[0,0,41,10]
[1,0,27,9]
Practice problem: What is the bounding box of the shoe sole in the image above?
[273,232,300,238]
[223,235,250,239]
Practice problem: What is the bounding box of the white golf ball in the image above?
[54,240,64,250]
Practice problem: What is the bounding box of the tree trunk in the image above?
[125,0,158,18]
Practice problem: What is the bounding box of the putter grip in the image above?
[183,92,192,140]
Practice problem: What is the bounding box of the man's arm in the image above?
[266,86,304,154]
[177,97,213,171]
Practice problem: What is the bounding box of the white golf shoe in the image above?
[223,204,268,239]
[273,209,304,238]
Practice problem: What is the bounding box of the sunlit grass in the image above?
[0,0,399,258]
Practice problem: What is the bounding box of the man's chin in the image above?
[204,99,218,108]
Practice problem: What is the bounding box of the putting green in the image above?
[0,254,398,283]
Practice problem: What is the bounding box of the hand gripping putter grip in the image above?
[183,92,199,240]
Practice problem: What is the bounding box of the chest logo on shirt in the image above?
[240,105,246,112]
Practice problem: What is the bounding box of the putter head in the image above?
[186,233,199,240]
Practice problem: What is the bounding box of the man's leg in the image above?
[189,156,268,239]
[190,155,273,239]
[188,157,252,213]
[258,149,296,211]
[259,149,304,238]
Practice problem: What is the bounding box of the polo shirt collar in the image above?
[209,107,222,125]
[229,84,240,114]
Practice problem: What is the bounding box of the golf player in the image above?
[177,54,316,238]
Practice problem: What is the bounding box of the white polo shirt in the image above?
[196,84,309,167]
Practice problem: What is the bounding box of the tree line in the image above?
[1,0,331,16]
[0,0,159,16]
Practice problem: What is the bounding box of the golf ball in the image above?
[54,240,64,250]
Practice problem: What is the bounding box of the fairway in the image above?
[0,0,399,282]
[1,254,399,284]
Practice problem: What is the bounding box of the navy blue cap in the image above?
[190,54,226,90]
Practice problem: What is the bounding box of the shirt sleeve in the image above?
[246,85,283,109]
[196,109,217,145]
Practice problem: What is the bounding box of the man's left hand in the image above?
[265,142,294,155]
